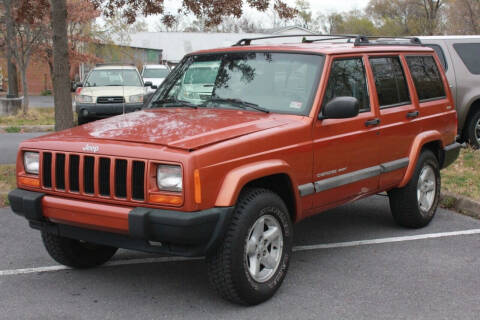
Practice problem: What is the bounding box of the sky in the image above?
[148,0,371,31]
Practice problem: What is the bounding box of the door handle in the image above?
[407,111,419,119]
[365,118,380,127]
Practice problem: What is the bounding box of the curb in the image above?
[0,125,54,133]
[441,192,480,220]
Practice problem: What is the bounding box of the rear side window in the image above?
[406,56,446,101]
[453,43,480,74]
[369,57,411,108]
[424,44,448,70]
[323,58,370,113]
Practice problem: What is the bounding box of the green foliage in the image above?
[5,126,21,133]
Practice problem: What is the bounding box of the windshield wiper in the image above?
[151,98,198,109]
[205,98,270,113]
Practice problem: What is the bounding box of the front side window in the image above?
[150,52,324,115]
[85,69,142,87]
[322,58,370,113]
[369,56,411,108]
[453,43,480,74]
[406,56,446,101]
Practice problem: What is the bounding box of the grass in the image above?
[441,147,480,201]
[0,108,55,126]
[0,165,16,207]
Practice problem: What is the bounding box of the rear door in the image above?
[311,55,381,210]
[367,54,420,189]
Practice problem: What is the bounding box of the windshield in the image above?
[149,52,324,115]
[85,69,142,87]
[143,68,170,78]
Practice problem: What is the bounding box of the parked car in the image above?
[9,35,460,305]
[176,61,219,104]
[75,64,148,124]
[420,36,480,148]
[141,64,170,93]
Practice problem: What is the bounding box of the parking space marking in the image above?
[1,229,479,277]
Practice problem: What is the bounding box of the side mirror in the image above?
[151,85,158,89]
[144,81,153,87]
[75,82,83,88]
[320,97,359,120]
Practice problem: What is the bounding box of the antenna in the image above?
[122,66,125,117]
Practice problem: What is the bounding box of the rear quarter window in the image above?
[453,43,480,74]
[405,56,446,102]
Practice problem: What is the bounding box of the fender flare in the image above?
[214,159,301,216]
[398,130,444,188]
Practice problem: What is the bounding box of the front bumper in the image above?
[8,189,233,257]
[76,103,143,119]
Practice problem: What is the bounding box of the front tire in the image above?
[388,150,441,228]
[206,188,293,305]
[41,232,117,268]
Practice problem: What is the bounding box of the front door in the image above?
[312,55,381,211]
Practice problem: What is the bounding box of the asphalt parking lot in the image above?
[1,195,479,319]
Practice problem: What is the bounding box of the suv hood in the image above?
[80,86,146,98]
[44,109,291,151]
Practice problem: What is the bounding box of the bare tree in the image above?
[9,0,48,113]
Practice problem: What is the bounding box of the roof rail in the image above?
[233,34,422,47]
[233,34,359,46]
[353,36,422,46]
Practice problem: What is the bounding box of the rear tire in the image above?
[41,232,117,268]
[388,150,441,228]
[465,109,480,149]
[206,188,293,305]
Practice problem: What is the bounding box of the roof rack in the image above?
[233,34,422,47]
[353,36,422,46]
[233,34,358,46]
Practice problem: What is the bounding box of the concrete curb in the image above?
[441,192,480,220]
[0,125,53,133]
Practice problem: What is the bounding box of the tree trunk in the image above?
[20,67,29,114]
[50,0,74,131]
[4,0,19,98]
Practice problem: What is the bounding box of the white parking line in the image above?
[1,229,479,277]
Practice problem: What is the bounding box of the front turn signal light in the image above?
[149,194,183,206]
[18,177,40,188]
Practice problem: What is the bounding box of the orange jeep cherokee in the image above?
[9,35,461,305]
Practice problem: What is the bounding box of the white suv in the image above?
[75,64,147,124]
[141,64,170,93]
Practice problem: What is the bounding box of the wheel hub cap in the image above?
[475,118,480,144]
[245,215,283,283]
[417,164,436,213]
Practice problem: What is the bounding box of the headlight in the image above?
[129,94,144,103]
[156,165,182,192]
[76,95,94,103]
[24,152,39,175]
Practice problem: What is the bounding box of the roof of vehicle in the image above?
[93,65,138,71]
[419,35,480,40]
[143,64,169,69]
[192,41,434,56]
